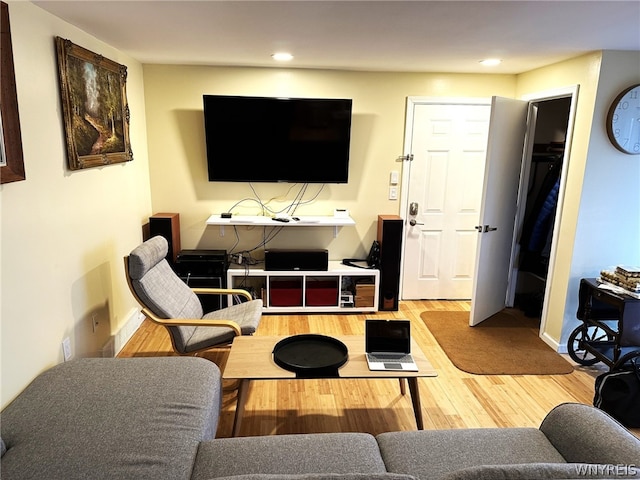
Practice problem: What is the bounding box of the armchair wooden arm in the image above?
[191,287,253,302]
[139,306,242,336]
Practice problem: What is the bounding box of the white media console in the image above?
[206,214,379,312]
[227,262,379,313]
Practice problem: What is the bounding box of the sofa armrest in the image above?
[1,357,222,480]
[440,463,640,479]
[539,403,640,465]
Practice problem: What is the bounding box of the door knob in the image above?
[409,219,424,226]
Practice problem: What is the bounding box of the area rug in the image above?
[420,309,574,375]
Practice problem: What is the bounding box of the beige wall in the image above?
[143,65,515,261]
[0,2,152,407]
[516,52,603,344]
[516,51,640,346]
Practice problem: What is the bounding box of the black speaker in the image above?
[149,213,181,265]
[377,215,403,311]
[264,249,329,271]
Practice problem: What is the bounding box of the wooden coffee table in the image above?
[223,335,437,436]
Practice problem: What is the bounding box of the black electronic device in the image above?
[174,249,229,311]
[203,95,352,183]
[264,249,329,271]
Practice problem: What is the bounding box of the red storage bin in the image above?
[306,279,339,307]
[269,279,303,307]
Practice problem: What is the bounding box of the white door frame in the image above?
[518,85,579,350]
[399,88,578,348]
[399,96,491,298]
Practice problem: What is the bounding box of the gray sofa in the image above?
[2,357,639,480]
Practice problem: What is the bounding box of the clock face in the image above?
[606,84,640,155]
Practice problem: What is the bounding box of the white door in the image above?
[470,97,529,326]
[402,102,491,299]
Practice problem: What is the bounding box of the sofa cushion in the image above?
[1,357,222,480]
[540,403,640,465]
[440,463,640,479]
[192,433,388,479]
[208,475,417,480]
[376,427,566,480]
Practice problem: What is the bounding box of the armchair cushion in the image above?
[184,300,263,352]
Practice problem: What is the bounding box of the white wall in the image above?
[0,2,152,408]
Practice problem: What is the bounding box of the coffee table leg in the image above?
[407,377,424,430]
[399,378,406,395]
[232,379,250,437]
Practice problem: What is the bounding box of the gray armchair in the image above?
[124,236,263,355]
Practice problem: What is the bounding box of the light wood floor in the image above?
[118,300,613,439]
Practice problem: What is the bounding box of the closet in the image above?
[513,97,571,319]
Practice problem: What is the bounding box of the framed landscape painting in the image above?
[55,37,132,170]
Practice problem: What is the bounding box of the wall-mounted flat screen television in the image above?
[203,95,352,183]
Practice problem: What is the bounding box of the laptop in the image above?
[365,319,419,372]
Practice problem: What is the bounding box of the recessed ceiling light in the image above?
[480,58,502,67]
[272,52,294,62]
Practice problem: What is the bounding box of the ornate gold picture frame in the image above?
[55,37,132,170]
[1,1,25,184]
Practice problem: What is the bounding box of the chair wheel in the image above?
[567,325,610,366]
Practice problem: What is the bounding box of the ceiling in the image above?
[32,0,640,74]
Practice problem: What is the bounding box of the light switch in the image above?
[389,186,398,200]
[390,170,399,185]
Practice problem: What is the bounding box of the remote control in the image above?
[272,217,290,223]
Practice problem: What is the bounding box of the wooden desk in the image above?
[223,335,437,436]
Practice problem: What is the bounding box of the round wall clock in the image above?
[606,83,640,155]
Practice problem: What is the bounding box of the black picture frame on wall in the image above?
[0,1,25,184]
[55,36,133,171]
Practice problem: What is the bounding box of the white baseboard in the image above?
[540,330,566,353]
[111,308,145,356]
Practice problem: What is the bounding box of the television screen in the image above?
[203,95,352,183]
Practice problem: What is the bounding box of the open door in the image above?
[470,97,529,326]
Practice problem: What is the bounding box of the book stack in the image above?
[600,266,640,294]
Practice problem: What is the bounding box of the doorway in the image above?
[509,96,572,323]
[401,90,576,338]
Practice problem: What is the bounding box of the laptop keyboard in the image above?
[368,353,413,363]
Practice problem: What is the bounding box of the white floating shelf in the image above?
[206,215,355,227]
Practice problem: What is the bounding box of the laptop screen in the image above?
[365,320,411,354]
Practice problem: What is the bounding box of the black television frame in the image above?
[203,95,352,183]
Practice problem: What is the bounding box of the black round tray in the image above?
[273,334,348,378]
